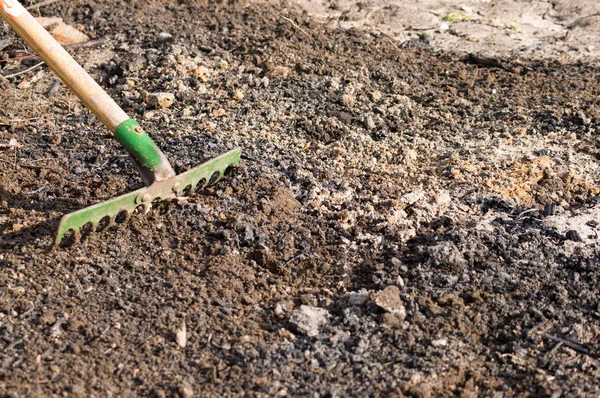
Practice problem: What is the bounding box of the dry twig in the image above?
[2,61,45,79]
[544,334,598,359]
[280,15,315,44]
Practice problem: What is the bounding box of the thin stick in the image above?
[0,55,39,64]
[544,334,594,357]
[2,61,45,79]
[65,37,110,49]
[1,39,108,66]
[0,117,41,125]
[25,0,63,10]
[280,15,314,43]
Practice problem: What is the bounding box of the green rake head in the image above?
[54,148,241,248]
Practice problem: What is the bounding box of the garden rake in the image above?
[1,0,241,248]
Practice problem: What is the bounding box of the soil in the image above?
[1,0,600,397]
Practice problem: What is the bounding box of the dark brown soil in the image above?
[1,1,600,397]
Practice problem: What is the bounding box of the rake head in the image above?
[54,148,241,248]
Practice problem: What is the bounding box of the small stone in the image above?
[218,60,229,70]
[300,293,315,306]
[289,305,330,336]
[158,32,173,40]
[232,90,244,101]
[274,303,285,318]
[182,106,194,117]
[260,76,270,88]
[435,191,451,205]
[400,191,424,205]
[12,223,23,232]
[330,78,341,90]
[272,65,291,77]
[347,290,369,306]
[371,90,382,102]
[179,381,194,398]
[175,321,187,348]
[212,108,226,117]
[498,272,511,281]
[147,92,175,108]
[319,297,333,308]
[365,115,376,130]
[240,335,252,343]
[431,338,448,347]
[341,94,356,108]
[70,384,86,397]
[197,84,208,95]
[373,286,406,318]
[195,66,210,83]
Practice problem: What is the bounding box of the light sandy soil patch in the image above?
[287,0,600,62]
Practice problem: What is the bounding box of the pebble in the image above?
[158,32,173,40]
[371,90,382,102]
[219,60,229,70]
[330,78,341,90]
[272,65,291,77]
[365,115,376,130]
[175,321,187,348]
[300,293,316,306]
[341,94,356,108]
[289,305,330,336]
[373,286,406,318]
[179,381,194,398]
[347,291,369,306]
[435,191,451,205]
[274,303,285,318]
[197,84,208,95]
[400,191,424,205]
[195,66,210,83]
[212,108,226,117]
[232,89,244,101]
[147,92,175,108]
[70,384,86,397]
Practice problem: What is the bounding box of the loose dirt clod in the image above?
[289,305,330,336]
[373,286,406,318]
[147,92,175,108]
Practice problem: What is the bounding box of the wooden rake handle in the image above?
[0,0,128,132]
[1,0,176,183]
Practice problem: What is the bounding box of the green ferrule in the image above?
[114,119,162,169]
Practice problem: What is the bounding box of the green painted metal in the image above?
[114,119,162,169]
[54,148,241,248]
